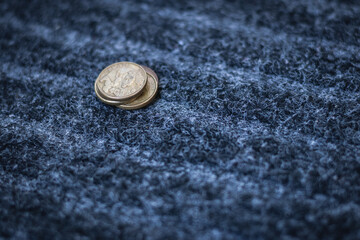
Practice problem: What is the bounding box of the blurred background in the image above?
[1,0,360,239]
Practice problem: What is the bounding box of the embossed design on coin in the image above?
[96,62,147,101]
[118,71,158,110]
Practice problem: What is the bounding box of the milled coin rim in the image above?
[96,61,147,101]
[94,81,137,105]
[117,71,158,110]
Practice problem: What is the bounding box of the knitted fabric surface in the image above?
[1,0,360,239]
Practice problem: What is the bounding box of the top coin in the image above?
[96,62,147,101]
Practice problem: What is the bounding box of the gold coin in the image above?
[95,62,147,101]
[117,70,158,110]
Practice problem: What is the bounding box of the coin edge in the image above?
[94,81,139,105]
[141,65,158,81]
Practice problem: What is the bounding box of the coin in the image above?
[117,70,158,110]
[96,62,147,101]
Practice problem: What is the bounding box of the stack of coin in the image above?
[94,62,159,110]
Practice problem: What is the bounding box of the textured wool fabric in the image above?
[1,0,360,239]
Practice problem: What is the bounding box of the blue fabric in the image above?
[1,0,360,239]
